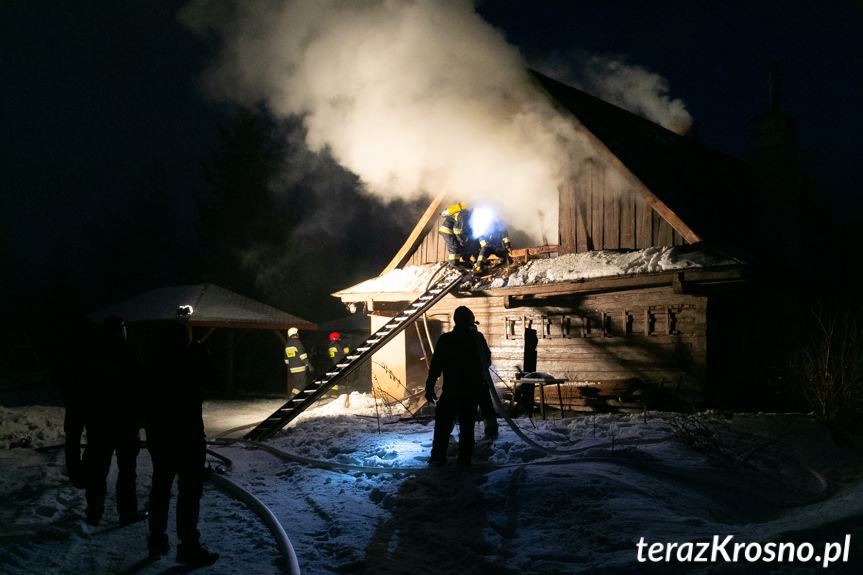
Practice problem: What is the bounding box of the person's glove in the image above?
[424,386,437,403]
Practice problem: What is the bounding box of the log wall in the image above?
[417,284,708,407]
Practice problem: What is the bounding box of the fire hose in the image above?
[204,448,301,575]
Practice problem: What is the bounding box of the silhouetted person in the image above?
[424,306,491,468]
[81,315,145,526]
[59,316,96,488]
[145,320,218,565]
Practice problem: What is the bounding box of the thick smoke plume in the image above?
[182,0,691,245]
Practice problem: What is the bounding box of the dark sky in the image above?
[477,0,863,213]
[2,1,861,316]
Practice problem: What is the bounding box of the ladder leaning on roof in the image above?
[245,267,469,441]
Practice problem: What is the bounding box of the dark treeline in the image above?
[2,106,427,330]
[0,105,428,394]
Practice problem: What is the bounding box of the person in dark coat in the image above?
[474,221,512,274]
[144,320,218,565]
[59,317,96,489]
[424,306,491,468]
[327,332,350,361]
[285,327,312,395]
[81,315,145,526]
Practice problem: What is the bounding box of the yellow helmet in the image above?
[441,202,467,216]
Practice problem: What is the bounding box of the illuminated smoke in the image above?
[182,0,691,246]
[535,52,693,135]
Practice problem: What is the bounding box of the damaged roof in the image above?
[89,284,317,331]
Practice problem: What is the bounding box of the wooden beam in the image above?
[381,192,446,274]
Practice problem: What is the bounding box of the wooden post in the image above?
[226,329,234,395]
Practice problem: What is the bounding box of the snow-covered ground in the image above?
[1,392,862,574]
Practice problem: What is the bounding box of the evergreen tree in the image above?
[197,107,295,299]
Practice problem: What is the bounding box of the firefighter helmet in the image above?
[441,202,467,216]
[329,332,340,341]
[288,327,299,337]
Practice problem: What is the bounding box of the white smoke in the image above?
[181,0,691,246]
[535,51,693,135]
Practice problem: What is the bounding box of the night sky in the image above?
[2,1,861,324]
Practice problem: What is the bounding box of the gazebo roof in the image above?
[88,284,316,331]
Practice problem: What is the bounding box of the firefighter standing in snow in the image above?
[424,306,491,468]
[438,202,478,267]
[327,332,350,361]
[285,327,311,395]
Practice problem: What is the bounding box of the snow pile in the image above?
[499,245,737,288]
[335,265,447,296]
[337,246,738,295]
[1,397,862,574]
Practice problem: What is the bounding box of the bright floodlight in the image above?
[469,205,497,238]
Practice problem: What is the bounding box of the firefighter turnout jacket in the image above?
[284,338,310,375]
[438,203,474,263]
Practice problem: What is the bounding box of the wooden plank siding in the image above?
[412,284,708,406]
[559,158,685,256]
[406,219,450,266]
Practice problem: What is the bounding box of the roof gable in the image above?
[530,70,752,248]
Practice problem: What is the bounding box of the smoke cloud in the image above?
[534,51,693,135]
[182,0,691,246]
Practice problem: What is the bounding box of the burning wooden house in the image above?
[332,70,794,415]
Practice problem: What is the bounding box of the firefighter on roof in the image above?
[438,202,478,267]
[474,220,512,273]
[284,327,311,396]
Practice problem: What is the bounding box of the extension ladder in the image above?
[245,268,467,441]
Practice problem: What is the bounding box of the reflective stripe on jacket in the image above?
[285,342,309,373]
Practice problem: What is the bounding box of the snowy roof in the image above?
[88,284,317,330]
[333,245,743,301]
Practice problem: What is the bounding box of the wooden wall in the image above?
[406,221,449,266]
[417,284,708,408]
[404,156,686,268]
[559,158,685,255]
